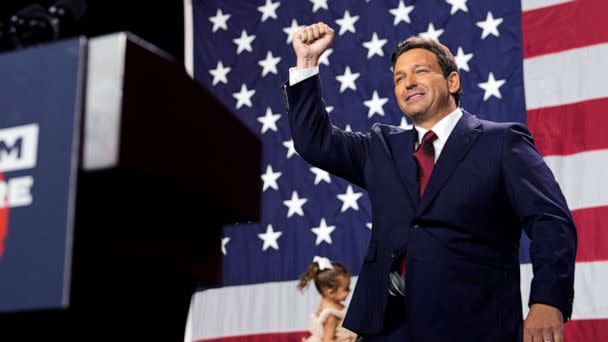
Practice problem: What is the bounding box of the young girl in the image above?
[298,256,358,342]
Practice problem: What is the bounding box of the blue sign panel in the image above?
[0,38,84,312]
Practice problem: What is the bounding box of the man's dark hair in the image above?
[391,36,462,106]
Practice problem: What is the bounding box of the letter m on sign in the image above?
[0,124,39,173]
[0,138,23,159]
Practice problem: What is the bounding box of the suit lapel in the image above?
[388,128,420,207]
[415,111,483,216]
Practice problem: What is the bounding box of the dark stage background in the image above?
[0,2,211,341]
[0,0,184,62]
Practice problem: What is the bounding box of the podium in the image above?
[0,33,261,341]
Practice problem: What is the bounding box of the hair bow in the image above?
[313,256,333,271]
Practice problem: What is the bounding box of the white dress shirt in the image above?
[413,108,463,163]
[289,66,319,86]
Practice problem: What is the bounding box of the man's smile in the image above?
[405,92,425,103]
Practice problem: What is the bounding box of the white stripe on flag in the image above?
[523,43,608,110]
[520,0,575,12]
[544,149,608,211]
[187,261,608,340]
[521,261,608,319]
[187,278,356,340]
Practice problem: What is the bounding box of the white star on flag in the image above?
[366,223,373,230]
[258,51,282,77]
[364,90,389,118]
[258,224,282,251]
[344,124,353,132]
[257,0,280,22]
[309,0,328,13]
[337,185,363,212]
[362,32,388,59]
[209,9,231,32]
[389,0,414,25]
[399,117,413,130]
[221,237,230,255]
[233,30,256,54]
[310,167,331,185]
[283,191,308,218]
[445,0,468,15]
[257,107,281,133]
[478,72,506,101]
[454,47,473,72]
[319,48,333,66]
[420,23,444,42]
[232,84,255,109]
[325,106,334,114]
[261,165,282,191]
[209,60,231,86]
[283,139,298,159]
[283,19,304,44]
[335,10,360,35]
[311,218,336,245]
[336,66,360,93]
[476,12,503,39]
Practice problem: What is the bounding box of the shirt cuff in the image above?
[289,66,319,86]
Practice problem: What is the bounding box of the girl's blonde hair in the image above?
[297,260,349,295]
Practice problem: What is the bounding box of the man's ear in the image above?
[447,71,460,95]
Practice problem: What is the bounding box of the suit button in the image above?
[413,224,419,229]
[391,252,397,258]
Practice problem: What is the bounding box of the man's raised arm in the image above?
[282,22,370,188]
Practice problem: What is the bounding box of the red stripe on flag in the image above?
[0,172,8,258]
[565,318,608,340]
[192,319,608,341]
[527,97,608,156]
[195,331,308,342]
[190,321,608,342]
[572,206,608,262]
[522,0,608,58]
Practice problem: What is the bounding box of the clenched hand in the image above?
[292,22,335,69]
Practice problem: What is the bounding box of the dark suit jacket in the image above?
[282,75,577,341]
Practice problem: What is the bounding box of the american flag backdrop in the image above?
[184,0,608,340]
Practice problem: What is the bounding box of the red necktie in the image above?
[400,131,438,276]
[413,131,437,198]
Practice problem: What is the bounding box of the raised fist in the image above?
[292,22,335,69]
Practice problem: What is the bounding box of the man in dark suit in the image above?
[282,22,577,342]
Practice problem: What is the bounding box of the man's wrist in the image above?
[296,57,319,69]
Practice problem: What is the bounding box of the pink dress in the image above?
[304,307,357,342]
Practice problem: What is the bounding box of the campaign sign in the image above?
[0,38,84,312]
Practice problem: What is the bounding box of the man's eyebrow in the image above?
[393,63,432,75]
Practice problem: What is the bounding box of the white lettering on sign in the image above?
[0,124,39,172]
[0,176,34,208]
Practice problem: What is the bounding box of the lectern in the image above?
[0,33,261,341]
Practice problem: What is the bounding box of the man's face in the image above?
[393,48,456,122]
